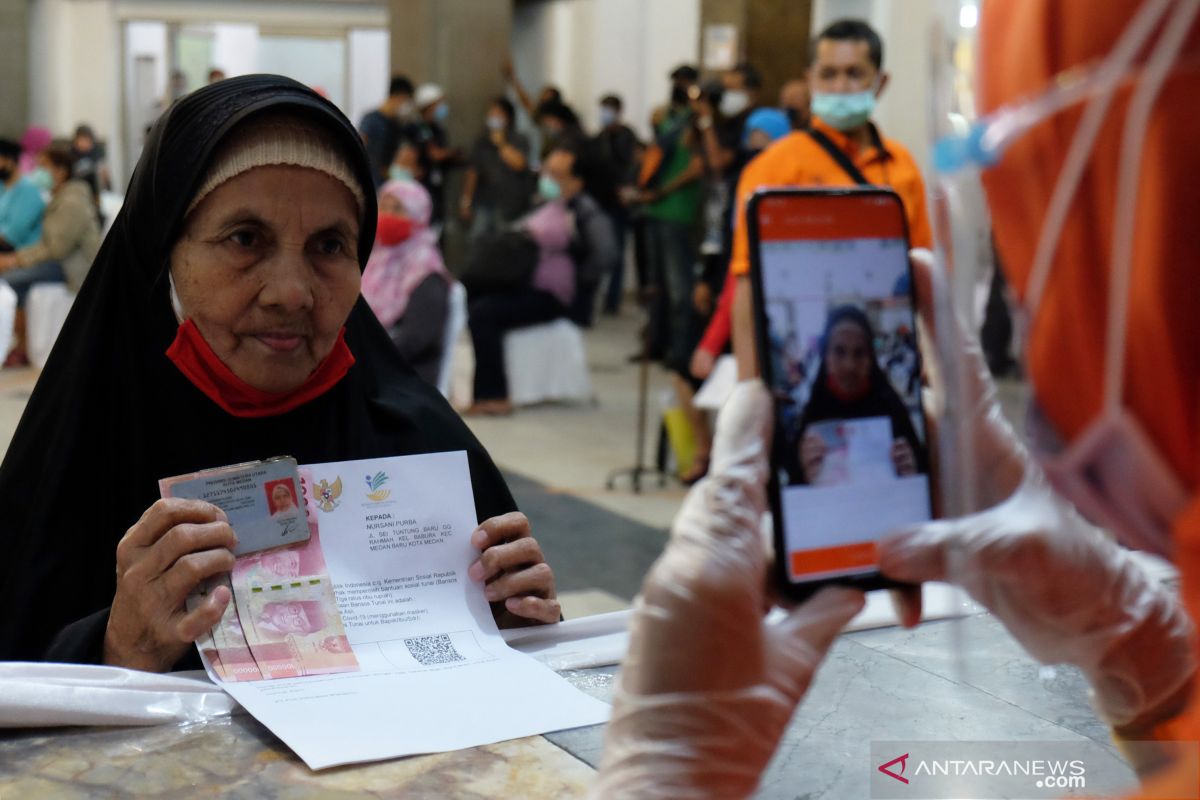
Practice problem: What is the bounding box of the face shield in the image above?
[927,0,1195,557]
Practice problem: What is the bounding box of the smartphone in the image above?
[746,187,933,600]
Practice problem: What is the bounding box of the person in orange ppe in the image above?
[590,1,1200,797]
[728,18,934,378]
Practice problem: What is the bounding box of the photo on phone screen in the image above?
[748,189,932,592]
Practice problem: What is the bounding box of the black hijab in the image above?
[788,305,927,484]
[0,76,516,663]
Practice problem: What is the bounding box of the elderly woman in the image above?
[0,76,559,672]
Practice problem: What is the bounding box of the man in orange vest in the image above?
[727,18,933,378]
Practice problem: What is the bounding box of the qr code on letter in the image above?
[403,634,465,666]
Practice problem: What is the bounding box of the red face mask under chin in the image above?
[166,319,355,418]
[376,213,414,246]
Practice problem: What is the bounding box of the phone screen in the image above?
[750,189,932,587]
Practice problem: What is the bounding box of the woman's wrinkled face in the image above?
[826,320,872,396]
[171,165,361,393]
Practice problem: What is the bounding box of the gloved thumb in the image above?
[709,380,773,487]
[677,380,772,552]
[767,586,865,701]
[876,506,999,585]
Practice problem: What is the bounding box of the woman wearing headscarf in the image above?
[0,76,559,673]
[18,127,52,180]
[361,178,452,386]
[788,305,925,485]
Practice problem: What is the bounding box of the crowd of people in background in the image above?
[0,128,105,366]
[353,55,817,483]
[0,25,911,490]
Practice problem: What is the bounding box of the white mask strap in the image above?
[1023,0,1175,320]
[1104,0,1199,413]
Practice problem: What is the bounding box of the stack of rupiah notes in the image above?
[164,458,359,681]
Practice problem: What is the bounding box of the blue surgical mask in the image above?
[28,167,52,192]
[598,107,617,127]
[486,115,507,132]
[434,103,449,123]
[389,165,414,182]
[811,88,877,131]
[538,175,561,201]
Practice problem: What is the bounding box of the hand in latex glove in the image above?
[592,382,865,799]
[908,248,1026,515]
[892,249,1194,728]
[884,246,1025,621]
[881,470,1194,729]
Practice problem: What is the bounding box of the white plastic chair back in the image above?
[503,319,593,406]
[0,281,16,362]
[436,281,468,398]
[26,282,75,370]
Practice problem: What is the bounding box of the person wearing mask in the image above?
[413,83,463,227]
[688,67,771,389]
[460,97,532,239]
[362,178,453,386]
[594,94,641,315]
[533,99,586,162]
[592,2,1200,797]
[689,108,792,381]
[18,127,52,177]
[692,63,764,184]
[688,78,736,378]
[0,143,101,365]
[728,19,933,379]
[639,65,708,482]
[719,62,763,138]
[70,124,112,211]
[465,146,588,416]
[359,74,416,188]
[557,144,619,327]
[778,78,812,130]
[0,138,46,253]
[388,134,428,185]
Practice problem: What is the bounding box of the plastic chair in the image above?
[436,281,468,398]
[503,318,593,406]
[0,282,16,362]
[26,282,75,369]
